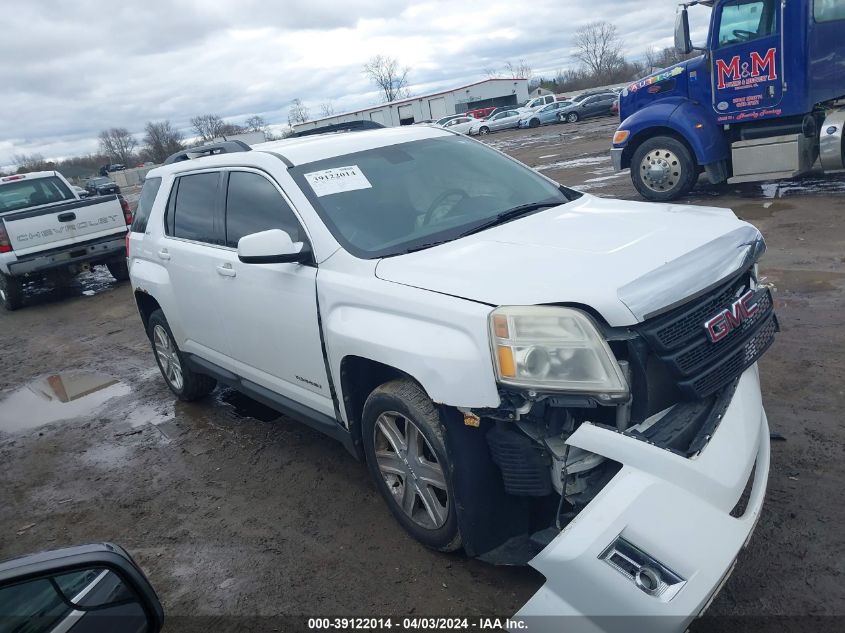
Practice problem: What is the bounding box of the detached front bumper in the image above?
[513,365,769,633]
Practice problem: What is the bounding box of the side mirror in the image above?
[675,6,693,55]
[0,543,164,632]
[238,228,311,265]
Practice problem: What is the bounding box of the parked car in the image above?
[468,108,526,135]
[71,184,90,198]
[0,171,132,309]
[557,92,618,123]
[440,116,476,134]
[128,129,775,626]
[85,176,121,196]
[465,106,496,119]
[611,98,619,116]
[520,94,557,110]
[99,163,126,176]
[518,100,573,128]
[434,114,465,126]
[414,119,435,125]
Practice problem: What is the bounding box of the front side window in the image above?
[717,0,777,47]
[225,171,302,248]
[815,0,845,21]
[170,172,220,243]
[291,135,576,259]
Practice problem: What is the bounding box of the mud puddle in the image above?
[216,389,282,423]
[0,372,130,433]
[733,200,795,221]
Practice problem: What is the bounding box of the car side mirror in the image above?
[0,543,164,633]
[675,6,693,55]
[238,228,312,265]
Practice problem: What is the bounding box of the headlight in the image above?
[489,306,629,396]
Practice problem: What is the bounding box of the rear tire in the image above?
[630,136,697,202]
[107,260,130,281]
[362,379,462,552]
[0,273,23,311]
[147,309,216,401]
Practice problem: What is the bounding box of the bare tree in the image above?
[362,55,410,102]
[485,59,533,79]
[287,98,310,125]
[190,114,224,143]
[319,102,335,118]
[573,21,625,78]
[244,115,268,133]
[13,153,52,174]
[98,128,138,166]
[142,120,184,164]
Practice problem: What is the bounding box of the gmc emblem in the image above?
[704,290,759,343]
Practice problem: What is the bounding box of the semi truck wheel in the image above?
[0,273,23,311]
[631,136,697,201]
[147,309,216,401]
[362,379,462,552]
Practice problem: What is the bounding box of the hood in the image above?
[375,195,761,327]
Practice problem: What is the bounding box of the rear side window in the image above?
[224,171,302,248]
[131,177,161,233]
[815,0,845,21]
[170,172,220,243]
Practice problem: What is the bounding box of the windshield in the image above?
[290,135,577,259]
[0,176,74,213]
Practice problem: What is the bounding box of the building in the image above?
[212,130,268,145]
[292,78,529,133]
[530,86,555,98]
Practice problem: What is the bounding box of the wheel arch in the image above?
[621,126,697,171]
[339,356,424,447]
[134,290,162,333]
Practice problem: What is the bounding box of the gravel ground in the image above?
[1,118,843,631]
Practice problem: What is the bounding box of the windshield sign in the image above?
[291,135,576,258]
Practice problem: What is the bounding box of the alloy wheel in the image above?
[373,411,449,529]
[153,324,183,391]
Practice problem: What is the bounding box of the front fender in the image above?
[319,274,501,416]
[615,98,729,168]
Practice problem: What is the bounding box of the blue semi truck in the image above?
[611,0,845,201]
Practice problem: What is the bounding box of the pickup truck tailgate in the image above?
[2,196,127,257]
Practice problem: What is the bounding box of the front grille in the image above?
[634,270,778,399]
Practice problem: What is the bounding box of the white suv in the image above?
[128,127,775,626]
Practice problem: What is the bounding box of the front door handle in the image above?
[216,263,236,277]
[157,249,171,261]
[57,212,76,223]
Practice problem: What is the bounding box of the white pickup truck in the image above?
[129,129,776,631]
[0,171,132,310]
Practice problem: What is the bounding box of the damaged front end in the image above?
[452,261,776,630]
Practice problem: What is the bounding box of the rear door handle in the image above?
[216,263,236,277]
[157,249,171,261]
[57,212,76,222]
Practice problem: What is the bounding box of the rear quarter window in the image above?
[815,0,845,21]
[130,177,162,233]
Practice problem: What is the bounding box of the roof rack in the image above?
[164,140,252,165]
[292,120,384,138]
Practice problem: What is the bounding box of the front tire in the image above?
[107,260,130,281]
[478,126,490,135]
[630,136,697,201]
[0,273,23,311]
[566,112,580,123]
[362,379,461,552]
[147,309,216,401]
[529,118,540,128]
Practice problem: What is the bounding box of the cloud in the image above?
[0,0,679,167]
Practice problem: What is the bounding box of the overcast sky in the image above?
[0,0,697,169]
